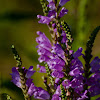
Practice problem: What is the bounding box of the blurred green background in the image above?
[0,0,100,100]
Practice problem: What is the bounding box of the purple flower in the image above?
[48,1,56,10]
[10,66,35,89]
[69,67,81,76]
[52,94,61,100]
[51,70,64,78]
[37,64,46,73]
[90,57,100,73]
[62,79,71,89]
[47,54,65,71]
[77,90,88,100]
[61,31,67,43]
[10,67,21,88]
[37,15,51,24]
[73,47,83,58]
[48,10,56,18]
[70,58,83,71]
[55,85,61,96]
[33,87,50,100]
[25,66,36,78]
[88,83,100,97]
[47,0,53,2]
[36,31,52,62]
[38,55,50,63]
[28,83,35,96]
[59,7,68,18]
[55,78,60,84]
[59,0,70,6]
[51,44,65,60]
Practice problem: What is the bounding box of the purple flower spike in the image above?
[37,64,46,73]
[59,7,68,18]
[59,0,70,6]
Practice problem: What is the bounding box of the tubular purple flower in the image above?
[48,1,56,10]
[47,54,65,70]
[51,70,64,78]
[37,64,46,73]
[59,7,68,18]
[88,83,100,97]
[77,90,88,100]
[25,66,36,78]
[55,85,61,96]
[37,15,51,24]
[28,83,35,96]
[52,94,61,100]
[10,67,21,88]
[51,44,65,60]
[62,79,71,89]
[48,10,56,18]
[90,57,100,73]
[10,66,36,89]
[33,87,50,100]
[59,0,70,6]
[73,47,83,58]
[69,67,81,76]
[61,31,67,43]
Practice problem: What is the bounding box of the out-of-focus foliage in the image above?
[0,0,100,100]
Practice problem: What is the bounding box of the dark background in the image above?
[0,0,100,99]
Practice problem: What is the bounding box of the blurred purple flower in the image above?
[59,7,68,18]
[59,0,70,6]
[37,64,46,73]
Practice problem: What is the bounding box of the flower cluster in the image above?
[10,0,100,100]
